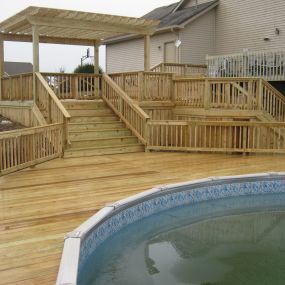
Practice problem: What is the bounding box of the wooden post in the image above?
[204,79,211,109]
[170,74,175,102]
[144,118,150,151]
[94,42,100,98]
[32,25,40,101]
[144,35,150,71]
[257,79,263,110]
[0,35,4,101]
[138,72,144,101]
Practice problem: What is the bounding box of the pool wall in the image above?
[56,172,285,285]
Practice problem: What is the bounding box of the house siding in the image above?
[215,0,285,54]
[106,33,176,73]
[180,9,216,64]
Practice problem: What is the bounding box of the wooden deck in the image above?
[1,152,285,284]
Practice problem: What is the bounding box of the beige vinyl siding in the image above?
[215,0,285,54]
[180,9,216,64]
[106,33,176,73]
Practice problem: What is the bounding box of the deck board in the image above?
[1,152,285,284]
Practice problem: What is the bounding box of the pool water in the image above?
[79,193,285,285]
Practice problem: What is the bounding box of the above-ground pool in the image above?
[56,173,285,285]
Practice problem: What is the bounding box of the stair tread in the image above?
[65,143,143,152]
[69,120,123,123]
[70,135,137,142]
[69,128,131,133]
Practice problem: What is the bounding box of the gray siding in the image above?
[215,0,285,54]
[106,33,176,73]
[180,9,216,64]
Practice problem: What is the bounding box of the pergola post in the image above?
[94,42,100,97]
[144,35,150,72]
[32,25,39,101]
[0,35,4,101]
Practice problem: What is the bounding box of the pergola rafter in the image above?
[0,6,159,97]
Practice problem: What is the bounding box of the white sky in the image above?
[0,0,177,72]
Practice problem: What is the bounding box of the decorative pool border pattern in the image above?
[56,172,285,285]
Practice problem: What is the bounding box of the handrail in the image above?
[151,62,207,75]
[0,123,63,138]
[36,72,71,145]
[102,73,150,144]
[36,73,71,118]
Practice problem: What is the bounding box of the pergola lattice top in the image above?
[0,6,159,45]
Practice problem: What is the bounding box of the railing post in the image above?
[248,80,253,109]
[122,74,126,92]
[20,75,23,101]
[9,76,12,100]
[257,79,263,110]
[63,117,69,149]
[138,72,144,101]
[144,119,150,151]
[204,79,211,109]
[170,74,175,102]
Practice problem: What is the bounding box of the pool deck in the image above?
[1,152,285,284]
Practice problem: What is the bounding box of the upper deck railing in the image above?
[151,62,207,76]
[207,49,285,81]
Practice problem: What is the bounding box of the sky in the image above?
[0,0,177,72]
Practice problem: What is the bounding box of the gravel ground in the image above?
[0,115,25,132]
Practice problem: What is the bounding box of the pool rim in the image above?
[56,172,285,285]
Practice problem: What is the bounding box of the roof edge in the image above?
[104,0,219,45]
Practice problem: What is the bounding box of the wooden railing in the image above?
[151,63,207,76]
[261,79,285,121]
[36,73,71,145]
[207,50,285,81]
[102,73,150,144]
[0,124,64,175]
[1,73,33,101]
[109,71,173,101]
[174,77,260,110]
[42,73,101,100]
[147,120,285,153]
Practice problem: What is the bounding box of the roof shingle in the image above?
[143,0,218,28]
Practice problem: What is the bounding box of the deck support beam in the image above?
[32,25,39,101]
[144,35,150,71]
[0,35,4,101]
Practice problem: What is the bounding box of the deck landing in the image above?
[1,152,285,284]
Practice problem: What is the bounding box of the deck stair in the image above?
[63,100,144,157]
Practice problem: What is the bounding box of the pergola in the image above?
[0,6,159,77]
